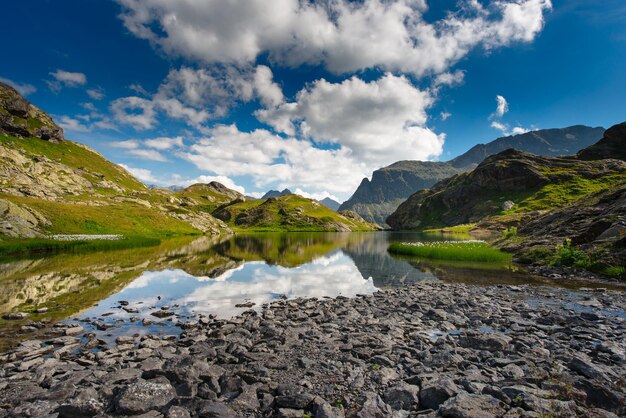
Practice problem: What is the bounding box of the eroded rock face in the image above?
[0,82,63,142]
[0,198,49,237]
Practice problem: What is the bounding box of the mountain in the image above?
[319,197,341,211]
[448,125,605,168]
[0,82,233,238]
[261,188,292,199]
[212,194,377,232]
[577,122,626,161]
[340,125,606,225]
[339,161,462,225]
[387,121,626,233]
[175,182,244,212]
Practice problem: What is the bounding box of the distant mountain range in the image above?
[339,125,606,225]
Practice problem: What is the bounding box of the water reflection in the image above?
[0,231,587,348]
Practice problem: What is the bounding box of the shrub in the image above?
[502,227,518,239]
[555,239,590,268]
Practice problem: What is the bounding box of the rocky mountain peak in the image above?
[0,82,63,143]
[577,121,626,161]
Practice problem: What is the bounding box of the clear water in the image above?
[0,231,612,345]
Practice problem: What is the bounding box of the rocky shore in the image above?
[1,282,625,418]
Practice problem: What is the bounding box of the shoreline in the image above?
[1,282,624,417]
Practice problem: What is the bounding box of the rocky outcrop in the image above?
[0,82,63,142]
[577,121,626,161]
[0,146,94,198]
[516,185,626,266]
[1,282,624,417]
[342,125,604,225]
[0,198,49,237]
[387,144,626,230]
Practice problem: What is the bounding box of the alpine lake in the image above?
[0,231,620,351]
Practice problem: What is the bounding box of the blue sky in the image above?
[1,0,625,201]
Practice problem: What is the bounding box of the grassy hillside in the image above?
[0,133,230,243]
[213,194,377,232]
[388,149,626,231]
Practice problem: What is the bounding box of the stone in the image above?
[56,388,103,417]
[459,333,511,352]
[166,406,191,418]
[115,378,176,415]
[383,382,420,410]
[439,393,507,418]
[198,402,238,418]
[357,392,393,417]
[2,312,29,320]
[316,402,346,418]
[420,379,459,410]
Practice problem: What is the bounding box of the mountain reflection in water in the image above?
[0,231,558,346]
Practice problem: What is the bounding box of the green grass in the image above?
[603,265,626,280]
[502,227,518,238]
[5,195,200,237]
[388,241,512,263]
[0,134,145,191]
[0,236,161,259]
[505,174,626,214]
[423,223,477,234]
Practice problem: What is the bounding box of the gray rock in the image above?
[56,388,103,417]
[166,406,191,418]
[419,379,459,410]
[198,402,238,418]
[439,393,506,418]
[383,382,420,410]
[115,378,176,415]
[459,333,511,352]
[357,392,393,417]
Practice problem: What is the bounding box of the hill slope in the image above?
[387,147,625,230]
[0,82,231,239]
[340,125,605,225]
[387,121,626,275]
[213,194,378,231]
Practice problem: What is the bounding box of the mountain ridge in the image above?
[340,125,606,225]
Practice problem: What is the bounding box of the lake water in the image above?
[0,231,603,347]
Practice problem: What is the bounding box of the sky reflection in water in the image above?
[84,250,377,322]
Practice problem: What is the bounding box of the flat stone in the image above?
[439,393,507,418]
[115,378,176,415]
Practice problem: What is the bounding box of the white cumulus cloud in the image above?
[257,73,444,166]
[116,0,552,76]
